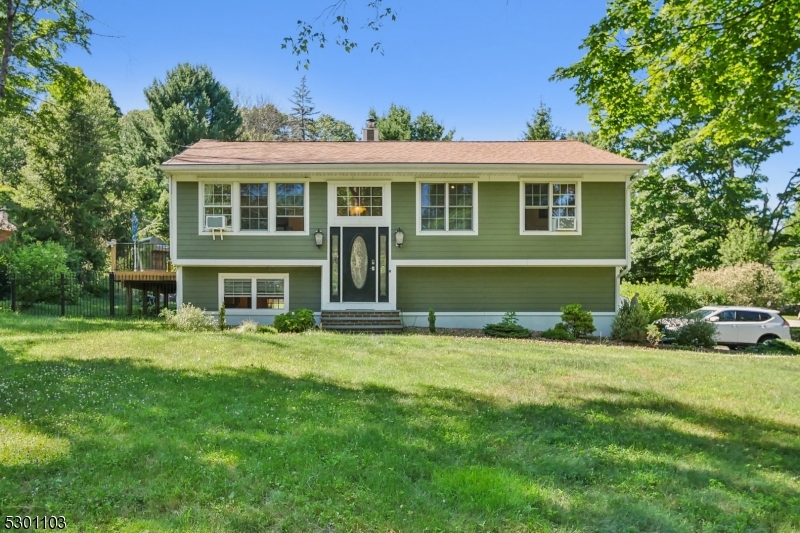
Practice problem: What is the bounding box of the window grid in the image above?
[256,279,285,310]
[204,184,232,228]
[223,278,252,309]
[420,183,474,232]
[240,183,269,231]
[276,183,305,232]
[523,183,578,232]
[336,186,383,217]
[222,276,287,312]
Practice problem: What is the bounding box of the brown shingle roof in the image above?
[163,139,644,167]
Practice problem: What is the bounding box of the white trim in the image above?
[415,181,479,236]
[176,266,183,309]
[218,273,289,315]
[173,259,326,267]
[322,302,397,311]
[163,163,647,175]
[169,176,178,260]
[197,179,310,237]
[400,311,616,336]
[327,181,392,228]
[614,266,621,312]
[392,259,626,267]
[519,181,582,235]
[402,311,616,316]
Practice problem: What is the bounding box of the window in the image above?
[336,186,383,217]
[200,182,308,234]
[203,184,232,229]
[522,182,579,233]
[717,310,736,322]
[220,274,288,313]
[276,183,305,232]
[419,182,476,233]
[736,311,770,322]
[240,183,269,231]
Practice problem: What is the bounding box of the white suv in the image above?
[690,306,791,346]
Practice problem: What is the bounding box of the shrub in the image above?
[6,241,71,304]
[691,262,785,309]
[745,338,800,356]
[273,308,316,333]
[621,281,728,317]
[540,322,575,341]
[258,325,278,334]
[611,300,650,342]
[237,319,259,333]
[483,312,530,339]
[219,303,226,330]
[673,315,718,348]
[160,303,216,332]
[560,304,595,337]
[646,324,664,348]
[428,308,436,334]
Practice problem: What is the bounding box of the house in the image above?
[161,125,645,335]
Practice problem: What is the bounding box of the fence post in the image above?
[10,274,15,312]
[60,273,66,317]
[109,271,115,317]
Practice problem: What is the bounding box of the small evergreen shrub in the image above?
[237,319,259,333]
[160,303,216,332]
[611,300,650,342]
[745,338,800,356]
[428,308,436,334]
[273,308,316,333]
[646,324,664,348]
[540,322,575,341]
[673,315,718,348]
[257,325,278,334]
[483,312,530,339]
[560,304,595,338]
[218,303,226,330]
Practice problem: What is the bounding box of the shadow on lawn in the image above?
[1,356,799,532]
[0,312,161,335]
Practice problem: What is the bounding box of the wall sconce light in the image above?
[314,229,324,248]
[394,227,404,247]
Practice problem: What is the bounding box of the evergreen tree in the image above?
[144,63,241,150]
[288,76,318,140]
[522,100,565,140]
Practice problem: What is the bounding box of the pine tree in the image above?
[288,76,319,141]
[522,100,565,140]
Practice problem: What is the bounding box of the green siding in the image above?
[391,181,625,260]
[175,181,327,260]
[397,267,616,312]
[182,267,321,311]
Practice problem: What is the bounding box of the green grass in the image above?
[1,313,799,532]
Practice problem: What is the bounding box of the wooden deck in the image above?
[113,271,176,282]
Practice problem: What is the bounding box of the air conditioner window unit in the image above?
[205,215,228,240]
[554,217,576,231]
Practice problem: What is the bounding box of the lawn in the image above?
[1,314,799,532]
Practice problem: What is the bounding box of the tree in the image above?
[288,76,318,140]
[13,75,122,267]
[238,96,290,141]
[308,114,357,141]
[554,0,800,283]
[0,0,92,115]
[369,104,454,141]
[522,100,565,140]
[718,219,770,266]
[282,1,397,69]
[145,63,241,150]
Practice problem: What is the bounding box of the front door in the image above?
[342,227,376,302]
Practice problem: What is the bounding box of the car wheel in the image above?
[757,334,779,344]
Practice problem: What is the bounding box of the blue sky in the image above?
[65,0,797,195]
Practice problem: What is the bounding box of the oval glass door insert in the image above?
[350,235,368,289]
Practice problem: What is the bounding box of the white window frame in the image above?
[415,180,479,236]
[519,181,582,236]
[218,273,289,315]
[328,182,391,227]
[198,180,310,236]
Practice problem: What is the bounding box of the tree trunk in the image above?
[0,0,19,101]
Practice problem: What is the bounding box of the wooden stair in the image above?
[321,310,404,334]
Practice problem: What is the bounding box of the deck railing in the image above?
[111,242,172,272]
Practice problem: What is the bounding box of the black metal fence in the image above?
[0,269,124,317]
